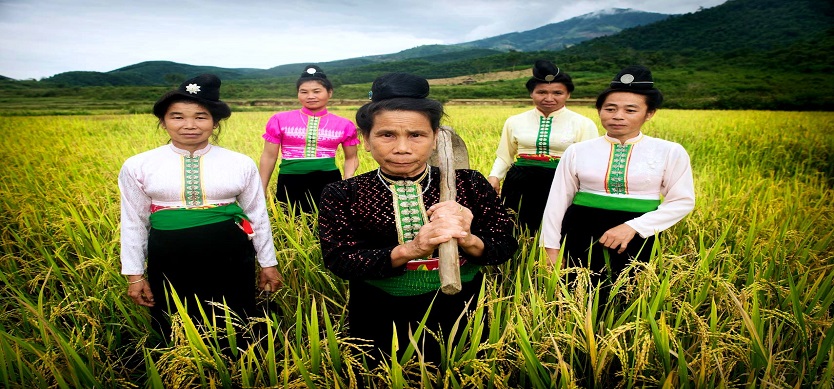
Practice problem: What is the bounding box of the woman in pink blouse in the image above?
[259,65,360,215]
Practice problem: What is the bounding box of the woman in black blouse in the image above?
[318,72,517,369]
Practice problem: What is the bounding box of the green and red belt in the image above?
[515,154,560,168]
[405,257,467,271]
[365,259,479,297]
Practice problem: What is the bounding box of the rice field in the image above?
[0,106,832,388]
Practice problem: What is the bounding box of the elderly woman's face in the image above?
[364,110,436,177]
[297,80,332,112]
[161,101,215,152]
[598,92,655,142]
[531,82,570,115]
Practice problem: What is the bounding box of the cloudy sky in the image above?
[0,0,728,80]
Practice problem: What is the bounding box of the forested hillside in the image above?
[579,0,832,53]
[459,8,670,51]
[17,9,677,87]
[1,0,832,111]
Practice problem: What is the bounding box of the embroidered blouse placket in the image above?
[535,116,553,155]
[605,143,633,195]
[183,155,204,206]
[377,166,431,246]
[301,110,327,158]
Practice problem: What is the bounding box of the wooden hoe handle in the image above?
[437,128,462,295]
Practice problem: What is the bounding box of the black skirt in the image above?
[501,165,557,233]
[276,169,342,214]
[147,219,256,338]
[561,204,654,287]
[347,272,485,368]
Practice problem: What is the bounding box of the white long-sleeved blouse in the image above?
[541,133,695,249]
[119,143,278,275]
[488,107,599,180]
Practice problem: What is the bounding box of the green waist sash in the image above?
[515,155,560,169]
[149,203,249,231]
[572,191,660,213]
[279,157,338,174]
[364,263,480,297]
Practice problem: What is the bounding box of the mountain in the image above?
[6,0,833,110]
[37,8,667,87]
[566,0,833,59]
[37,62,266,87]
[458,8,671,52]
[253,46,503,79]
[39,46,502,86]
[289,0,832,86]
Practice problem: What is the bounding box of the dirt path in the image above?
[427,68,532,85]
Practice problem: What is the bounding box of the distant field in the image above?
[0,107,832,387]
[0,96,592,117]
[427,69,533,85]
[4,64,833,115]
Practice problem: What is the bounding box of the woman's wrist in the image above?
[391,241,419,267]
[458,234,485,256]
[126,275,146,284]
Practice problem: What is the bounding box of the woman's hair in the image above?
[595,65,664,112]
[355,72,444,137]
[153,73,231,121]
[595,89,664,112]
[525,73,575,93]
[153,74,229,143]
[156,96,224,142]
[355,97,444,138]
[156,96,225,125]
[296,65,333,91]
[296,77,333,92]
[525,59,575,93]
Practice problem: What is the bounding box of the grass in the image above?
[0,106,832,387]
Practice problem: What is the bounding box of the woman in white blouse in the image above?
[119,74,283,339]
[541,65,695,296]
[487,60,598,233]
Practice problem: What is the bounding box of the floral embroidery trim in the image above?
[391,181,428,247]
[377,167,431,254]
[535,116,553,155]
[605,143,633,195]
[185,83,201,94]
[303,114,320,158]
[183,155,205,206]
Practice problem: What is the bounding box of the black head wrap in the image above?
[595,65,663,111]
[296,64,334,91]
[153,74,231,120]
[609,65,655,90]
[532,60,560,82]
[526,60,574,93]
[299,65,327,80]
[369,72,430,102]
[356,72,443,135]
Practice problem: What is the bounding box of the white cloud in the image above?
[0,0,729,80]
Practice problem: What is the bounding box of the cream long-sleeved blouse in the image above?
[488,107,598,180]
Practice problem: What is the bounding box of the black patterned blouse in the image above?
[319,166,518,281]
